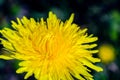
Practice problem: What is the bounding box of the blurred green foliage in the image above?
[109,11,120,41]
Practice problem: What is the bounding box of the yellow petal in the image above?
[16,67,27,73]
[0,55,13,60]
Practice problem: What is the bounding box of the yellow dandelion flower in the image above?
[0,12,103,80]
[99,44,116,64]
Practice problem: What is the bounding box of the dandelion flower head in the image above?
[0,12,103,80]
[99,44,115,64]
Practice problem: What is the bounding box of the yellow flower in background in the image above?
[99,44,116,64]
[0,12,103,80]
